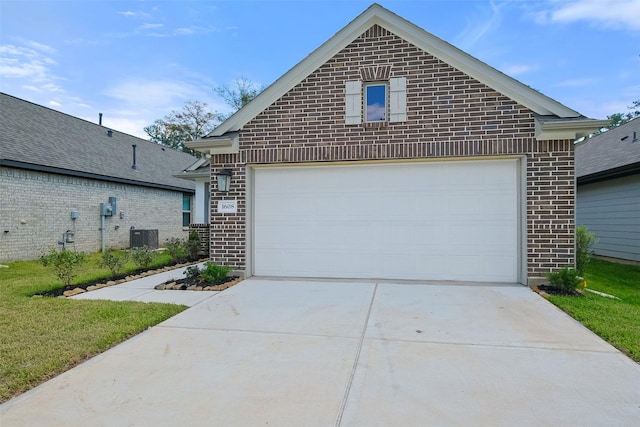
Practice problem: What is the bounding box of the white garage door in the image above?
[253,159,520,282]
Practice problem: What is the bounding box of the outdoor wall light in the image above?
[215,169,233,192]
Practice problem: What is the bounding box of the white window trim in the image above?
[365,82,387,123]
[345,77,406,124]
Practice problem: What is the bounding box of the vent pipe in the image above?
[99,113,103,125]
[132,144,138,170]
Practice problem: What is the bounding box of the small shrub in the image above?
[39,248,86,286]
[184,265,202,280]
[546,266,583,293]
[98,248,129,277]
[131,246,155,269]
[185,230,201,261]
[165,238,186,262]
[576,225,598,276]
[200,262,231,283]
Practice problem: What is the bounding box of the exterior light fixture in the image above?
[215,169,233,192]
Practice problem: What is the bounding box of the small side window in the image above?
[182,194,192,227]
[365,83,387,122]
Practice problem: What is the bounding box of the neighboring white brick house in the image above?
[0,93,197,262]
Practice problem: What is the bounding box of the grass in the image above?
[548,259,640,362]
[0,251,187,403]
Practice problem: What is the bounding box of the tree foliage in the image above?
[144,100,219,156]
[215,77,264,119]
[145,78,264,154]
[605,99,640,129]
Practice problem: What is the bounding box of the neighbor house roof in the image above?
[0,93,196,193]
[575,118,640,184]
[188,3,607,154]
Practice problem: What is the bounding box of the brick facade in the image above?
[189,223,210,256]
[0,167,190,262]
[207,25,575,283]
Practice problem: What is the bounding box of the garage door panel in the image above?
[253,160,519,282]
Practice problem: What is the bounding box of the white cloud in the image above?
[49,100,62,107]
[94,116,150,139]
[537,0,640,31]
[501,64,538,76]
[554,77,600,88]
[102,80,202,108]
[456,1,507,50]
[25,41,57,55]
[139,23,164,30]
[0,43,63,92]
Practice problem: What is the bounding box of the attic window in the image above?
[345,77,406,125]
[366,84,386,122]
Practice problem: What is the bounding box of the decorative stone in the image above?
[106,281,116,286]
[186,285,197,291]
[63,288,85,297]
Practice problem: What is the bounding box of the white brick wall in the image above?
[0,167,190,261]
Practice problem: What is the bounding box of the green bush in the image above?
[184,265,202,280]
[200,262,231,283]
[131,246,155,269]
[185,230,201,261]
[576,225,598,276]
[98,248,128,277]
[39,248,86,286]
[165,238,186,262]
[546,266,583,293]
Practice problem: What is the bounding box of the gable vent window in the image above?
[345,75,406,125]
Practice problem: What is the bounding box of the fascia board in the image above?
[210,4,586,137]
[535,118,609,140]
[185,133,239,154]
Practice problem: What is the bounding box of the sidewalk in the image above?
[71,262,218,306]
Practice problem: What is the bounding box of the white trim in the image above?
[364,82,387,122]
[535,117,609,140]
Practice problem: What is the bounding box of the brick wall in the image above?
[208,25,575,283]
[189,223,210,256]
[0,167,190,262]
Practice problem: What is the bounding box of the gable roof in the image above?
[0,93,195,193]
[190,3,606,153]
[575,118,640,184]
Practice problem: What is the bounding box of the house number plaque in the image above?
[218,200,237,213]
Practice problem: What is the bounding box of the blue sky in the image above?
[1,0,639,138]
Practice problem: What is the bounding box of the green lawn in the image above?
[0,253,186,403]
[548,259,640,362]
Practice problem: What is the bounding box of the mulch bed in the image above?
[532,285,584,297]
[154,275,242,292]
[35,259,217,298]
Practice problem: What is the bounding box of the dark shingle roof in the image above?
[0,93,195,192]
[575,118,640,182]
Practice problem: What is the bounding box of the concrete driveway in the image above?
[2,279,639,426]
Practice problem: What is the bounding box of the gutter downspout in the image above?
[101,214,106,253]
